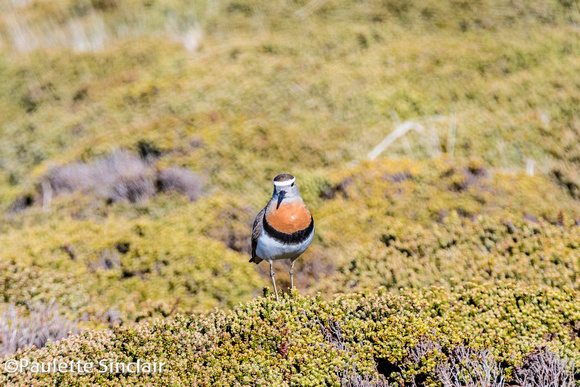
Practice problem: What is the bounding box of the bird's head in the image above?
[272,173,300,209]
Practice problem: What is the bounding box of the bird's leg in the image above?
[290,259,296,291]
[269,262,279,302]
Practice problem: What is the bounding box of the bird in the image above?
[250,173,314,301]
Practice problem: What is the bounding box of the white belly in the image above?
[255,226,315,262]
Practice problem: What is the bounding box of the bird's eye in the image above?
[291,182,294,187]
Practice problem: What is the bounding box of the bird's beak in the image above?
[276,190,286,210]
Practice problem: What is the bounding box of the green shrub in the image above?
[1,284,578,386]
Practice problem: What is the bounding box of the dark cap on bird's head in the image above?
[273,173,295,183]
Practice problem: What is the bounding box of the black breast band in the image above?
[262,214,314,245]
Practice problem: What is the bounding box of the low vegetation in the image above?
[0,0,579,385]
[2,284,578,385]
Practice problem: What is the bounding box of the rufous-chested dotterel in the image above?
[250,174,314,301]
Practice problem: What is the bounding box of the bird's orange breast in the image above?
[266,201,311,233]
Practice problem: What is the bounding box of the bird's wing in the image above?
[249,207,266,264]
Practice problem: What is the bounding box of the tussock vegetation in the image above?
[513,347,576,387]
[47,150,156,204]
[0,302,81,358]
[8,150,202,212]
[0,0,580,384]
[44,149,201,204]
[156,166,202,202]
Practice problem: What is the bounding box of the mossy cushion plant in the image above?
[1,1,580,385]
[1,283,578,386]
[0,158,578,328]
